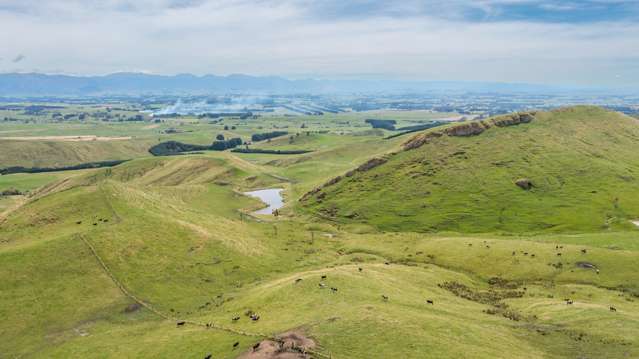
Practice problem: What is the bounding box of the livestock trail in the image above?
[78,234,332,359]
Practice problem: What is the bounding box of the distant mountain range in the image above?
[0,72,625,96]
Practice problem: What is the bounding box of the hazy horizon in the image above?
[2,0,639,87]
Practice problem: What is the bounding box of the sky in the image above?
[1,0,638,86]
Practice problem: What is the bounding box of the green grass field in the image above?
[301,107,639,234]
[1,106,638,358]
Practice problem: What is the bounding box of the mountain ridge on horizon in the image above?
[0,72,625,97]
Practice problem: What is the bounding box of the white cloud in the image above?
[0,0,637,86]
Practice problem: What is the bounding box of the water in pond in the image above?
[244,188,284,215]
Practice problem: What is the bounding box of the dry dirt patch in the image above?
[238,331,316,359]
[0,135,132,142]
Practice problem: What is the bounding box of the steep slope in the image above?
[300,106,639,233]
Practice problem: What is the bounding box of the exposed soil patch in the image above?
[515,178,534,190]
[439,281,525,321]
[575,261,597,270]
[124,303,142,313]
[238,331,316,359]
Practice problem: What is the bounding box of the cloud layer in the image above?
[1,0,638,86]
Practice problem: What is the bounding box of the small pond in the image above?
[244,188,284,215]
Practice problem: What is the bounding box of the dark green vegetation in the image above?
[231,148,312,155]
[251,131,288,142]
[384,121,447,139]
[0,160,128,175]
[302,107,639,234]
[1,105,638,358]
[365,118,397,130]
[149,138,243,156]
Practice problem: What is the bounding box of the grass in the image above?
[1,106,639,358]
[301,106,639,234]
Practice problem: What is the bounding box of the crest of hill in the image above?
[300,106,639,234]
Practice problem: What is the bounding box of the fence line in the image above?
[78,234,333,358]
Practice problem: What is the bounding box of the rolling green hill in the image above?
[0,139,152,169]
[2,109,639,358]
[301,106,639,234]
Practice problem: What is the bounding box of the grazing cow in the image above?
[250,314,260,321]
[610,306,617,312]
[232,316,240,321]
[331,287,338,292]
[384,262,390,265]
[177,321,186,327]
[531,254,536,257]
[468,243,472,247]
[233,342,240,348]
[566,300,573,305]
[557,253,562,256]
[596,269,600,275]
[295,278,303,283]
[512,251,516,256]
[321,275,327,280]
[319,283,326,288]
[426,300,434,305]
[93,223,98,226]
[524,252,528,256]
[76,221,82,225]
[382,295,389,301]
[581,249,587,254]
[204,354,212,359]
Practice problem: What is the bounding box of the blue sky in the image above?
[0,0,638,86]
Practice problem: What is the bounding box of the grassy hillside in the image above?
[2,109,639,358]
[0,139,152,168]
[301,107,639,234]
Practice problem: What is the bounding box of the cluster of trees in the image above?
[149,137,243,156]
[384,121,447,139]
[365,119,396,130]
[251,131,288,142]
[210,137,242,151]
[231,148,311,155]
[0,188,23,196]
[0,160,128,175]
